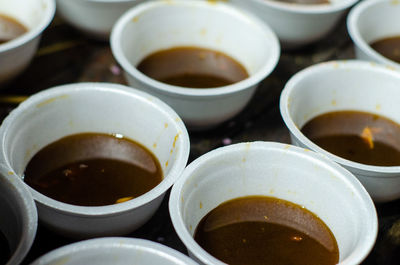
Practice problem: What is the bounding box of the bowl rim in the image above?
[280,59,400,176]
[0,164,37,265]
[110,0,280,98]
[347,0,400,68]
[250,0,360,14]
[30,237,199,265]
[0,0,56,53]
[0,82,190,217]
[77,0,143,2]
[169,141,377,265]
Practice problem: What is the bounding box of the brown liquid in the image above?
[136,46,249,88]
[194,196,339,265]
[301,111,400,166]
[370,36,400,63]
[24,133,163,206]
[0,14,28,44]
[273,0,330,4]
[0,230,10,265]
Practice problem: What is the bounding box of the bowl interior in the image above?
[284,61,400,128]
[173,142,376,264]
[116,1,277,76]
[2,84,188,195]
[353,0,400,44]
[0,0,51,30]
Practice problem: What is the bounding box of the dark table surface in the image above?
[2,13,400,265]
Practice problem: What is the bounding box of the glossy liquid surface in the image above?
[0,14,28,44]
[370,36,400,63]
[301,111,400,166]
[137,46,249,88]
[273,0,330,4]
[24,133,163,206]
[0,230,10,265]
[194,196,339,265]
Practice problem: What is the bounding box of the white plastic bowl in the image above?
[56,0,146,40]
[280,60,400,202]
[0,164,37,265]
[347,0,400,68]
[30,237,198,265]
[230,0,359,49]
[169,142,377,265]
[0,82,190,238]
[111,0,280,130]
[0,0,55,85]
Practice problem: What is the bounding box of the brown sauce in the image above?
[272,0,330,4]
[301,110,400,166]
[0,230,10,265]
[136,46,249,88]
[194,196,339,265]
[370,36,400,63]
[24,133,163,206]
[0,14,28,44]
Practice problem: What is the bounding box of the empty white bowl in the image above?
[169,141,377,265]
[0,164,37,265]
[56,0,146,40]
[30,237,198,265]
[280,60,400,202]
[0,82,190,238]
[347,0,400,68]
[0,0,55,85]
[230,0,359,49]
[111,0,280,130]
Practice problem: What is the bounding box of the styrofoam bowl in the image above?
[56,0,146,40]
[30,237,198,265]
[0,82,190,238]
[230,0,359,49]
[347,0,400,68]
[280,60,400,202]
[0,164,37,265]
[169,142,377,265]
[111,0,280,130]
[0,0,55,85]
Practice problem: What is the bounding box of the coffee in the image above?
[301,110,400,166]
[370,36,400,63]
[24,133,163,206]
[137,46,249,88]
[194,196,338,265]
